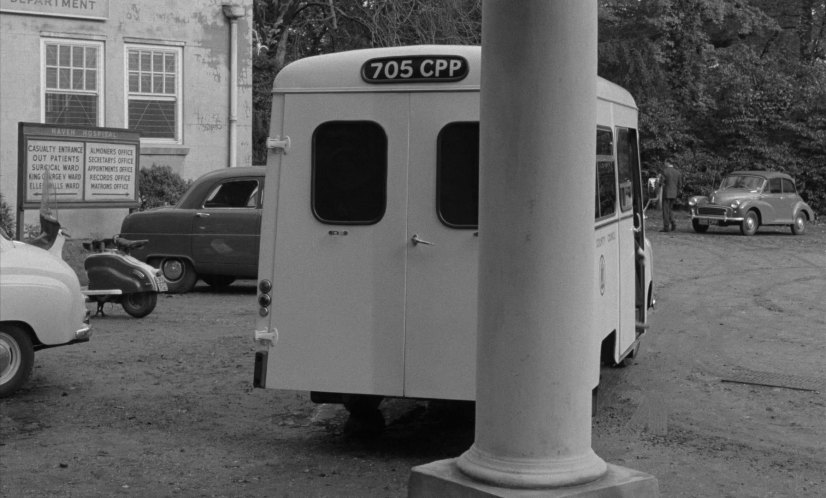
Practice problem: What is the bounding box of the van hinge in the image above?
[254,327,278,347]
[266,136,290,154]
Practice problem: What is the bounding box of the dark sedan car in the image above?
[688,170,815,236]
[120,167,265,293]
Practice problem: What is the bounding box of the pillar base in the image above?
[409,459,659,498]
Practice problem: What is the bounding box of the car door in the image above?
[778,178,800,223]
[191,176,263,275]
[761,177,783,224]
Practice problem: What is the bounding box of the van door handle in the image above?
[411,234,434,246]
[196,212,211,218]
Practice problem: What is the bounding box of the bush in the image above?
[0,194,14,236]
[137,165,191,211]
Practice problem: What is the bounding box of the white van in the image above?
[253,45,653,417]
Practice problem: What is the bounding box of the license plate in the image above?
[698,219,710,225]
[156,277,168,292]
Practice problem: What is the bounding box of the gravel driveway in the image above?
[1,212,824,497]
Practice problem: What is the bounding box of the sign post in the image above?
[16,123,140,239]
[409,1,658,495]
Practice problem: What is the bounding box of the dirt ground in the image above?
[1,211,824,497]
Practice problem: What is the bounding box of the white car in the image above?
[0,227,91,397]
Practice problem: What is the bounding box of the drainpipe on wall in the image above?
[222,4,245,168]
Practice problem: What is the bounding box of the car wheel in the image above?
[121,292,158,318]
[791,212,806,235]
[159,257,197,293]
[691,219,710,233]
[201,275,236,288]
[0,325,35,398]
[740,211,759,236]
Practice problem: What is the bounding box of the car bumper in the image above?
[690,206,744,223]
[72,309,92,343]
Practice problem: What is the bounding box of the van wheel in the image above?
[740,211,759,236]
[791,212,806,235]
[121,292,158,318]
[201,275,236,288]
[343,395,384,437]
[159,258,197,293]
[0,325,35,398]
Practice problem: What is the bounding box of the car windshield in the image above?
[720,175,764,192]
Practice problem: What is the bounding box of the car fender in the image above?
[0,246,87,346]
[794,202,815,221]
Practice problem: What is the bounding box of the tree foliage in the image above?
[137,165,192,211]
[252,0,826,213]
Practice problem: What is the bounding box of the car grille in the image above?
[698,206,727,216]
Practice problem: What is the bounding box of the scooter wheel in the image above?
[122,292,158,318]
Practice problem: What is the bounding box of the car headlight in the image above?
[730,200,741,209]
[688,197,697,207]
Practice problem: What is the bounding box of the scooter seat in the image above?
[115,237,148,251]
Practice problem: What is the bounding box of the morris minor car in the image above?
[119,166,265,293]
[688,171,815,236]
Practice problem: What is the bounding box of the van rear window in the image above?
[437,122,479,228]
[312,121,387,225]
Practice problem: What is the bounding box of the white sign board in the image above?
[18,123,140,209]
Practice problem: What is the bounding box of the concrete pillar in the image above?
[454,0,604,488]
[409,0,659,495]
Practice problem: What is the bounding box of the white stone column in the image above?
[455,0,605,488]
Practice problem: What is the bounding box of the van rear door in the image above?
[404,92,479,400]
[266,93,409,397]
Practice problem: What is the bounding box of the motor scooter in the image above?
[30,170,165,318]
[82,236,167,318]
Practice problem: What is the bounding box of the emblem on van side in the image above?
[361,56,469,84]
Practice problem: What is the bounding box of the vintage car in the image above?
[120,166,265,293]
[688,171,815,236]
[0,227,91,397]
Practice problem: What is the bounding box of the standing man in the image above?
[660,161,683,232]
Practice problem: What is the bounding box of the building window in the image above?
[312,121,387,225]
[42,39,103,126]
[126,45,182,142]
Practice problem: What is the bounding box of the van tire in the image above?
[343,395,384,437]
[0,324,35,398]
[201,275,236,288]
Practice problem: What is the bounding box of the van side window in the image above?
[437,122,480,228]
[312,121,387,225]
[595,129,616,219]
[615,128,637,212]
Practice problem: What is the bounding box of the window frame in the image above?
[201,179,262,209]
[781,178,797,194]
[124,43,183,144]
[41,38,104,126]
[436,121,480,229]
[311,120,388,226]
[595,127,617,221]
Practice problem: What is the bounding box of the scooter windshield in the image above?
[29,169,61,250]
